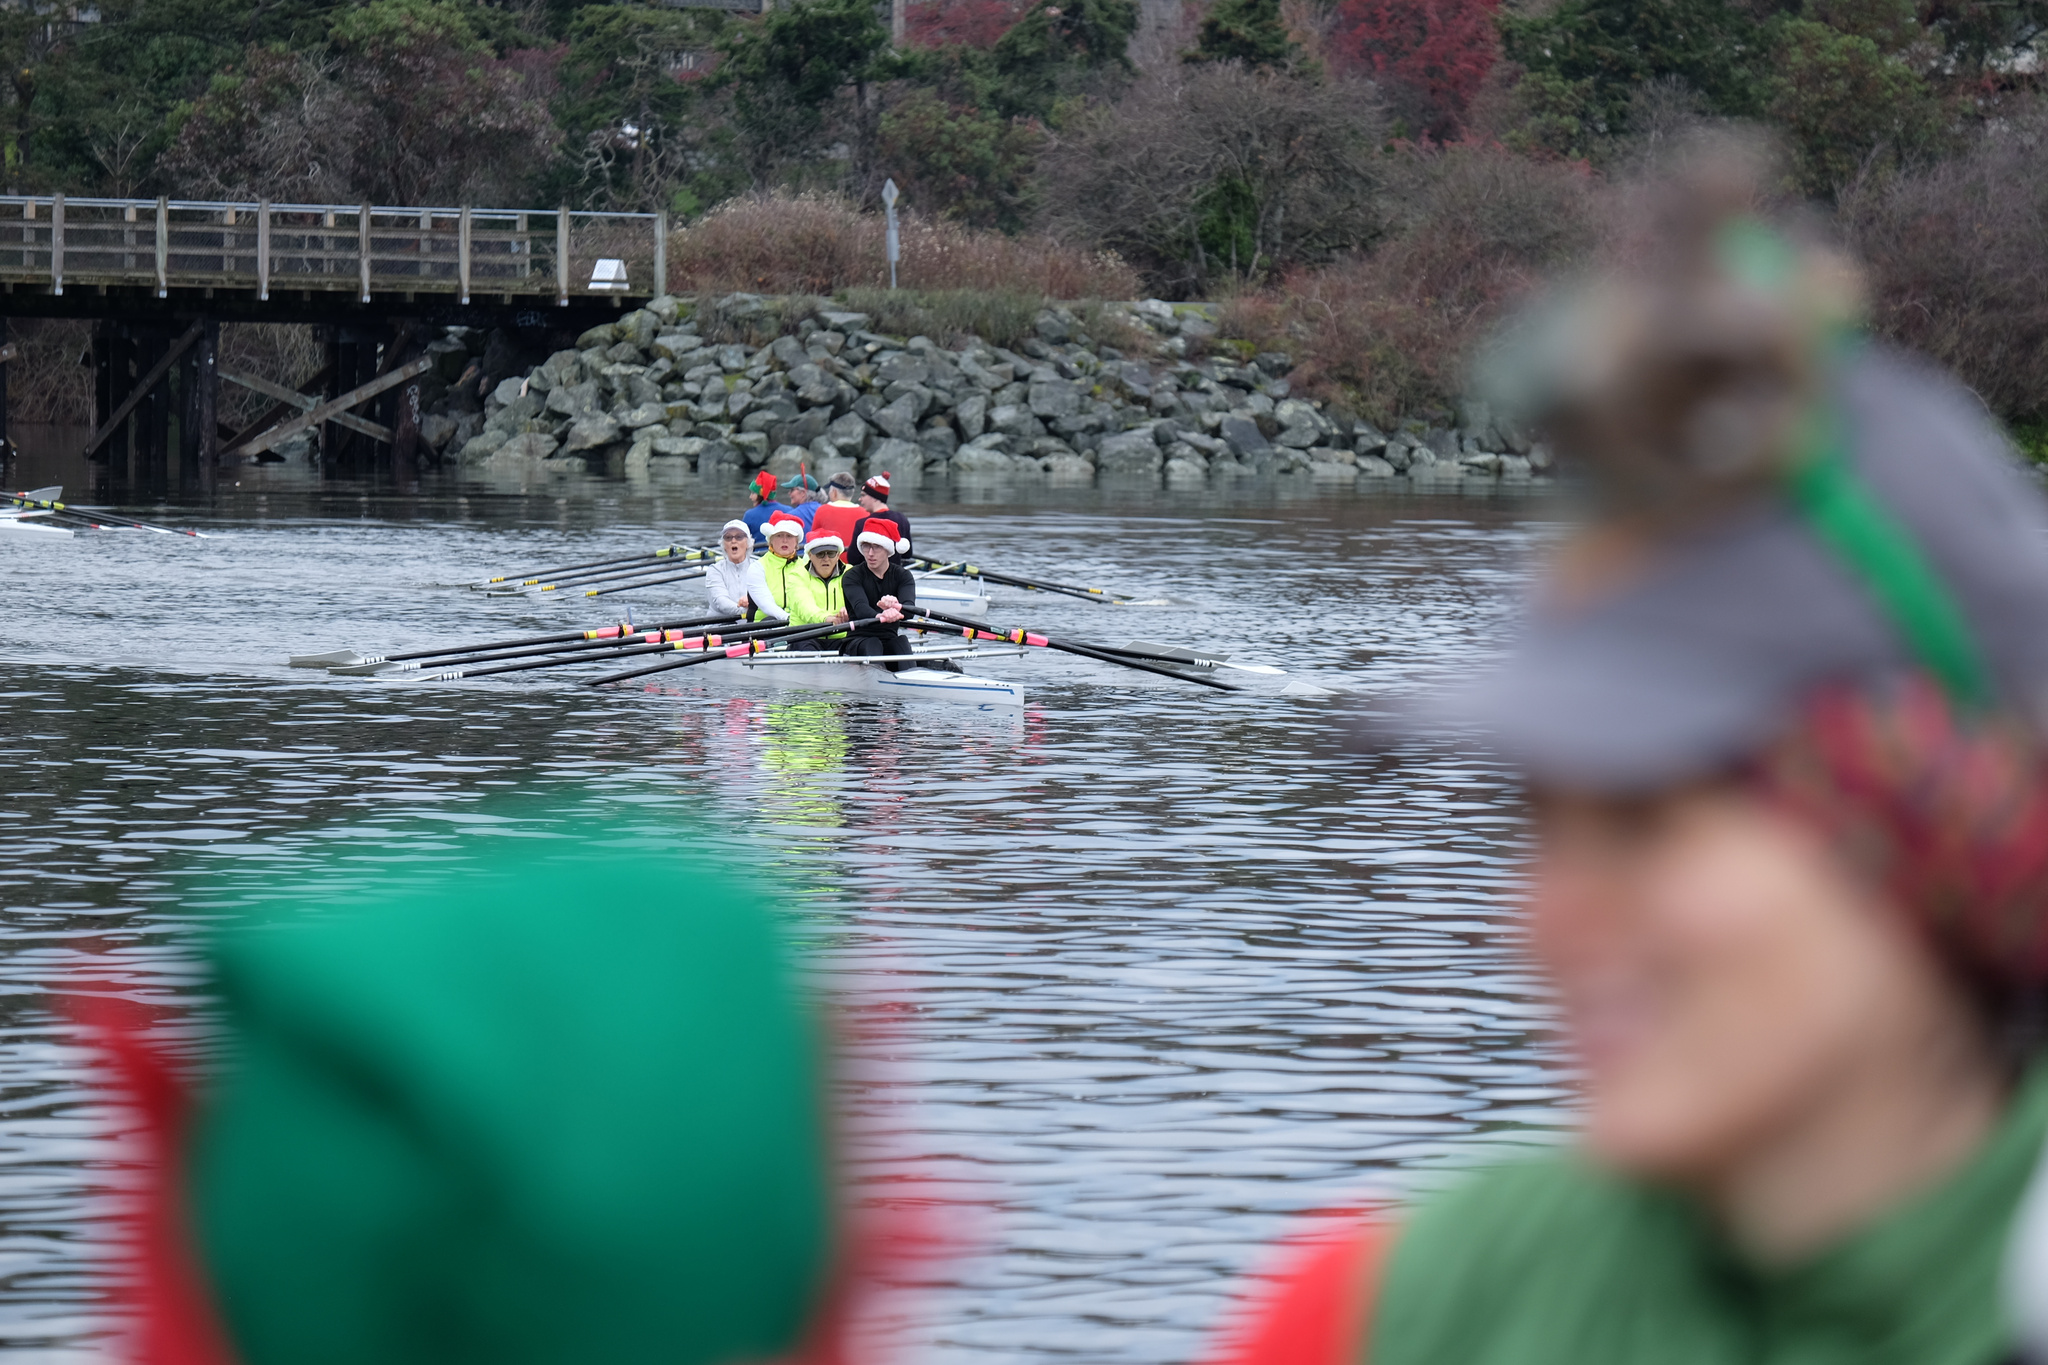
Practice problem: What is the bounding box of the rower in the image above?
[783,476,821,532]
[841,518,918,672]
[784,531,850,649]
[850,473,913,566]
[706,518,788,624]
[810,473,863,562]
[740,471,781,547]
[758,510,808,620]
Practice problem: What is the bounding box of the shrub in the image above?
[906,0,1033,48]
[668,189,1141,297]
[1839,106,2048,426]
[1262,144,1595,421]
[1036,63,1386,294]
[875,87,1044,229]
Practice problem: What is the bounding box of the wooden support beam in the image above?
[458,206,472,305]
[358,204,372,303]
[155,197,168,298]
[229,355,431,459]
[257,200,271,301]
[224,362,330,453]
[50,192,62,296]
[220,366,391,442]
[81,319,203,457]
[556,205,569,305]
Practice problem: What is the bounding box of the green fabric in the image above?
[760,549,806,619]
[1784,412,1994,711]
[784,563,848,635]
[188,839,833,1365]
[1370,1065,2048,1365]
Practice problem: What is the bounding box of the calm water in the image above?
[0,466,1565,1363]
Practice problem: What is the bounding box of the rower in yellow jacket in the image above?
[758,511,808,617]
[784,531,850,647]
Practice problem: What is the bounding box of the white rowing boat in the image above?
[710,644,1025,707]
[0,510,73,538]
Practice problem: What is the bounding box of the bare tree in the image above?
[1037,63,1386,293]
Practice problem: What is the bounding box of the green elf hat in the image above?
[92,837,861,1365]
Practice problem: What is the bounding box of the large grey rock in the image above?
[824,411,873,454]
[650,435,699,459]
[652,333,701,361]
[818,310,870,334]
[647,295,683,326]
[1028,380,1083,420]
[1275,424,1321,449]
[1165,456,1207,485]
[1219,415,1273,462]
[874,394,921,442]
[421,413,458,451]
[564,413,621,451]
[619,403,669,430]
[953,443,1022,475]
[955,393,988,440]
[605,340,644,366]
[775,408,830,450]
[865,437,924,480]
[483,432,561,465]
[697,440,743,472]
[547,379,602,419]
[457,429,511,463]
[770,335,808,369]
[1274,397,1324,432]
[731,432,770,466]
[490,376,526,407]
[1042,451,1095,483]
[765,444,811,479]
[876,353,930,388]
[1357,454,1397,478]
[1096,430,1163,477]
[791,364,837,408]
[989,404,1045,438]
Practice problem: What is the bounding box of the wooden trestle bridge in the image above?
[0,194,668,491]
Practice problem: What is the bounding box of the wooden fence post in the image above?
[358,203,372,303]
[459,206,472,305]
[155,197,168,298]
[556,206,570,305]
[257,200,271,300]
[50,192,62,295]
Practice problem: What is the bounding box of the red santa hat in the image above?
[764,511,806,542]
[750,470,778,499]
[805,531,845,554]
[856,518,908,554]
[861,473,891,500]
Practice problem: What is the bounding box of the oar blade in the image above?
[288,649,363,668]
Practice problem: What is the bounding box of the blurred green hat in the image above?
[127,836,837,1365]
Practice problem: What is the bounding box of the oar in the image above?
[908,608,1242,692]
[1097,639,1287,676]
[909,556,1126,605]
[3,490,209,537]
[477,544,716,589]
[586,619,880,688]
[333,619,743,676]
[411,619,808,683]
[582,567,714,598]
[288,613,740,670]
[496,561,718,597]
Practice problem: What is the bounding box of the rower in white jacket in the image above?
[706,518,789,623]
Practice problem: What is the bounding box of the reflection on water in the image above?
[0,476,1564,1364]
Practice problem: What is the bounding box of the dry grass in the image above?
[8,319,93,425]
[668,190,1141,300]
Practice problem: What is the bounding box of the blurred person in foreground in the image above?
[84,832,901,1365]
[1204,138,2048,1365]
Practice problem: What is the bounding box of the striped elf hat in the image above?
[89,836,875,1365]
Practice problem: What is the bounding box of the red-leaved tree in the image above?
[907,0,1034,47]
[1327,0,1498,138]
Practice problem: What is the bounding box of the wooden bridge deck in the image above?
[0,195,667,310]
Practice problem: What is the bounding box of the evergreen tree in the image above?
[1186,0,1299,69]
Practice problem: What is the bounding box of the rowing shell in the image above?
[0,511,73,538]
[717,647,1024,707]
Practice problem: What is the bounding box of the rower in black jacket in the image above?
[842,517,919,673]
[850,472,913,566]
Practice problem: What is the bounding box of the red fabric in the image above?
[1751,677,2048,988]
[753,471,779,496]
[859,518,904,550]
[862,474,891,498]
[1202,1222,1392,1365]
[810,503,863,553]
[68,995,240,1365]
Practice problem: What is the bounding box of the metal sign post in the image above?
[882,178,900,291]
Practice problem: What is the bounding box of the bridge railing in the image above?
[0,197,668,302]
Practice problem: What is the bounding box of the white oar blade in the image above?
[17,486,61,502]
[288,649,364,668]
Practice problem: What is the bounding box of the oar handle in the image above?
[383,613,739,664]
[584,567,712,598]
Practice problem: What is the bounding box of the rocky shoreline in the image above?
[419,294,1553,489]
